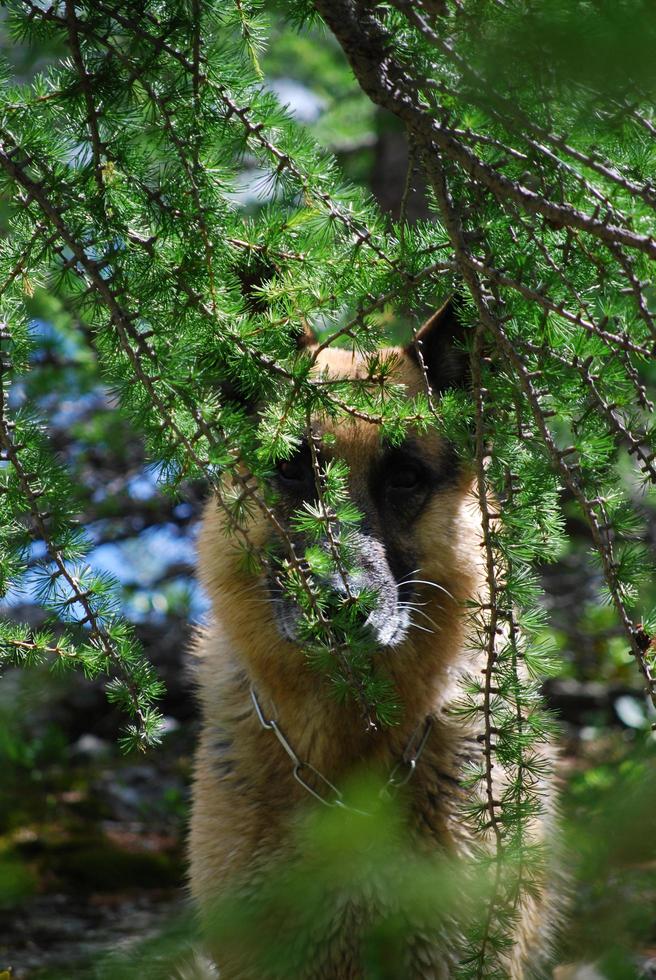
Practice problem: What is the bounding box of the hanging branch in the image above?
[0,7,653,961]
[0,325,157,745]
[0,138,383,725]
[470,321,505,973]
[310,0,656,708]
[64,0,106,194]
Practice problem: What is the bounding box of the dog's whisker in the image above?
[400,579,455,601]
[401,602,442,631]
[239,580,269,595]
[409,607,442,631]
[402,603,445,620]
[407,619,434,635]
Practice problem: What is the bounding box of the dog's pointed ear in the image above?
[295,317,317,350]
[404,296,470,393]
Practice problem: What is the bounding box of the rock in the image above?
[70,733,112,759]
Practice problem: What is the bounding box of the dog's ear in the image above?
[404,296,470,393]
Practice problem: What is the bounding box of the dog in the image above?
[188,299,559,978]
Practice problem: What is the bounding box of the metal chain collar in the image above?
[250,685,434,816]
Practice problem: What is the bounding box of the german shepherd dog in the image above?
[188,301,559,978]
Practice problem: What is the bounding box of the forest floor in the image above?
[0,716,195,979]
[1,683,655,980]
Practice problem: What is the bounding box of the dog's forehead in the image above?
[311,346,368,379]
[310,344,442,464]
[311,344,419,386]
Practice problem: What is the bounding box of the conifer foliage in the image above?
[1,0,656,972]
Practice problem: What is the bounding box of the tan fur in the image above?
[188,345,559,978]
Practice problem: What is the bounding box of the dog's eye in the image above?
[387,465,423,491]
[277,456,307,483]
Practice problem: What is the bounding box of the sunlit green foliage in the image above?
[0,0,655,974]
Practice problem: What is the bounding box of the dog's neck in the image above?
[219,615,469,779]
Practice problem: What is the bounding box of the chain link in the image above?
[382,715,434,797]
[250,686,433,815]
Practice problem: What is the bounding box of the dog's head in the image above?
[268,299,473,649]
[200,299,483,664]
